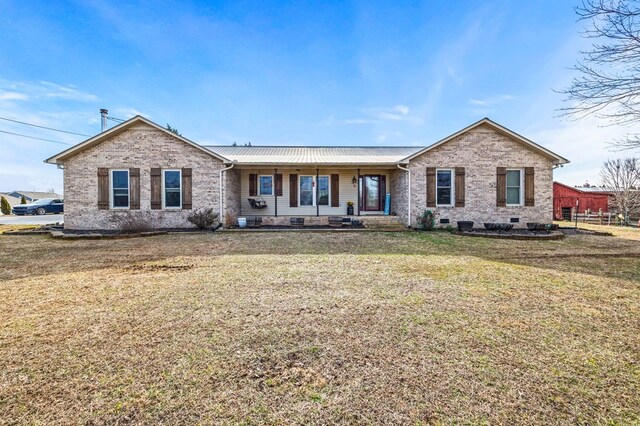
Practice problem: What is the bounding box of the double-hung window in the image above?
[317,176,329,206]
[506,169,522,205]
[163,169,182,209]
[299,176,330,206]
[299,176,314,206]
[436,169,454,206]
[111,169,129,209]
[259,175,273,195]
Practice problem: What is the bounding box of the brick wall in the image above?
[223,167,241,226]
[407,124,555,228]
[62,123,225,231]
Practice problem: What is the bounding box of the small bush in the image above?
[1,196,11,215]
[416,209,437,231]
[109,211,157,234]
[20,195,27,204]
[187,208,219,229]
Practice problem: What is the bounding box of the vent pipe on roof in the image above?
[100,109,108,132]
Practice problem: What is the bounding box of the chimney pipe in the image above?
[100,109,108,132]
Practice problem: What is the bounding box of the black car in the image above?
[12,198,64,215]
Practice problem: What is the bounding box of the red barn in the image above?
[553,182,610,220]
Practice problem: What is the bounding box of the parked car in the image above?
[12,198,64,215]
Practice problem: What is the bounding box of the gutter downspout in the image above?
[397,164,411,227]
[219,163,235,228]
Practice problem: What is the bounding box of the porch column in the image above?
[316,168,319,217]
[357,168,361,216]
[274,168,278,217]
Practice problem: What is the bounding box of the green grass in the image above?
[0,228,639,424]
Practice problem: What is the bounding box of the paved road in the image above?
[0,214,64,225]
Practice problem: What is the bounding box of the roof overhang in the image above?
[400,117,570,165]
[44,115,231,165]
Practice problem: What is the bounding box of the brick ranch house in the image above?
[45,116,569,231]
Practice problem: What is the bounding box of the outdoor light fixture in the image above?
[352,176,357,186]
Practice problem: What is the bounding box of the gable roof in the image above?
[400,117,570,165]
[45,116,230,165]
[204,145,422,165]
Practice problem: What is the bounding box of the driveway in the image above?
[0,214,63,225]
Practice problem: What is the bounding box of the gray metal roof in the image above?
[204,146,423,165]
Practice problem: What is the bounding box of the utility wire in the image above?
[0,116,91,137]
[0,129,71,145]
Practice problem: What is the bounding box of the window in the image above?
[163,169,182,208]
[111,169,129,208]
[506,169,522,205]
[259,175,273,195]
[436,169,454,206]
[299,176,314,206]
[317,176,329,206]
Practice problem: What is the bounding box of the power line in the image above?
[0,116,91,137]
[0,129,71,145]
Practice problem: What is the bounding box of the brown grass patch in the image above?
[0,230,638,424]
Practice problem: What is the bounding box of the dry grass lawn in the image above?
[1,226,639,424]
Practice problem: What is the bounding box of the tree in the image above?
[166,124,181,136]
[600,157,640,224]
[0,196,11,215]
[560,0,640,149]
[20,195,26,204]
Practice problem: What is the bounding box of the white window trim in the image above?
[162,169,182,209]
[506,168,524,206]
[110,169,130,209]
[258,175,274,196]
[297,175,331,207]
[435,168,455,207]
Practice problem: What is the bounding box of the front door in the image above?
[363,175,381,211]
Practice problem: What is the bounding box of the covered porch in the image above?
[223,165,408,228]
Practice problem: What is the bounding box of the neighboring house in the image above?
[553,182,611,220]
[45,116,569,231]
[7,191,62,203]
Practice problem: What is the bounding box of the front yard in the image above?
[1,227,639,424]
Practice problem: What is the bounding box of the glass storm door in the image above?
[363,175,380,211]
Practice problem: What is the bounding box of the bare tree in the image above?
[560,0,640,149]
[600,157,640,223]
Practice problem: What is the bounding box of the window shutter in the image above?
[380,175,387,209]
[330,174,339,207]
[524,167,535,206]
[426,167,436,207]
[249,173,257,196]
[496,167,506,207]
[129,168,140,210]
[455,167,465,207]
[151,168,162,209]
[182,168,192,209]
[97,168,109,210]
[289,174,298,207]
[274,174,283,196]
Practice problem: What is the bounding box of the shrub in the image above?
[416,209,437,231]
[0,196,11,215]
[109,211,157,234]
[187,208,219,229]
[20,195,27,204]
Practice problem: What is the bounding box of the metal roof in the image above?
[204,146,423,165]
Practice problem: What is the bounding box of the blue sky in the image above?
[1,0,636,194]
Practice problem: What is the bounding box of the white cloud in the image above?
[468,94,514,107]
[0,79,97,103]
[0,91,28,101]
[529,119,640,186]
